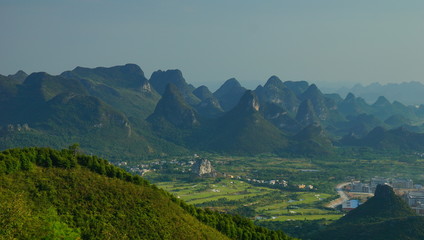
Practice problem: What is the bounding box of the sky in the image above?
[1,0,424,91]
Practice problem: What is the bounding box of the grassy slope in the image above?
[0,147,294,240]
[0,167,228,240]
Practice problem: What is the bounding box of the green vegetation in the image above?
[337,185,416,225]
[310,185,424,240]
[136,149,424,240]
[4,64,424,160]
[154,178,340,222]
[0,146,294,240]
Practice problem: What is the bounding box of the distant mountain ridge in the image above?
[338,81,424,105]
[3,63,424,159]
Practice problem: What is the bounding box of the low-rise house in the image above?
[371,177,390,192]
[392,178,414,189]
[351,181,371,193]
[404,191,424,215]
[342,199,360,211]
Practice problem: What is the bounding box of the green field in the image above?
[140,151,424,223]
[155,178,343,221]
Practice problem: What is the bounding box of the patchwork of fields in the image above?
[156,178,343,221]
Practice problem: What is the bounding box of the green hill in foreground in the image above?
[0,146,293,240]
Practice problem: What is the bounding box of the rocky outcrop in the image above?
[191,158,216,177]
[255,76,299,113]
[296,99,319,126]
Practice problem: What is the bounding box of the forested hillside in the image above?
[0,146,293,240]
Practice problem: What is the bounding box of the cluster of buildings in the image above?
[244,178,289,187]
[298,184,314,190]
[350,177,417,193]
[120,157,198,176]
[344,176,424,215]
[404,191,424,215]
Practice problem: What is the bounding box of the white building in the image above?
[404,191,424,215]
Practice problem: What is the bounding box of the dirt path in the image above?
[326,182,350,208]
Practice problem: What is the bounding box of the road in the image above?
[326,182,350,208]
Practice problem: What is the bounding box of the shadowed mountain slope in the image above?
[202,91,289,154]
[150,69,200,105]
[213,78,247,112]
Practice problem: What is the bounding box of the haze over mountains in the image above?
[336,81,424,106]
[2,63,424,159]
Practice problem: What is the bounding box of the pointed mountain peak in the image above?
[214,78,247,112]
[8,70,28,83]
[337,184,416,225]
[214,78,244,93]
[374,184,396,199]
[373,96,391,107]
[306,83,319,93]
[224,77,241,86]
[210,92,288,155]
[345,92,356,101]
[149,69,200,105]
[15,70,27,75]
[264,76,285,89]
[147,83,199,129]
[235,90,260,112]
[302,84,323,100]
[255,77,299,113]
[193,85,213,101]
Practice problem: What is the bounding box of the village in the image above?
[118,155,424,218]
[338,177,424,215]
[117,155,297,189]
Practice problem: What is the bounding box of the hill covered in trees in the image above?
[0,146,294,240]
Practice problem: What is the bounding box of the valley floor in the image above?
[156,178,343,222]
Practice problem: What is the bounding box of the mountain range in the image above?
[2,63,424,159]
[337,81,424,106]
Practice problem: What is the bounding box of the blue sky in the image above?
[1,0,424,90]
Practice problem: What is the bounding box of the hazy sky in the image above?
[1,0,424,90]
